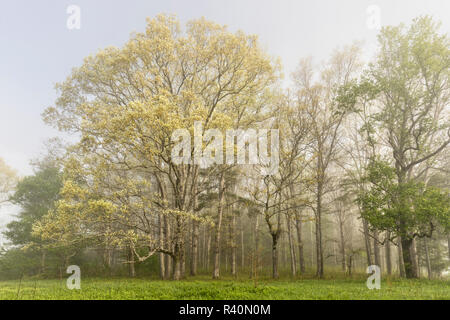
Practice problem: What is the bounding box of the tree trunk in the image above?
[401,237,418,278]
[252,215,260,278]
[362,218,373,266]
[173,257,181,280]
[241,218,245,270]
[128,246,136,278]
[231,209,237,277]
[373,231,381,270]
[164,215,172,279]
[272,234,279,279]
[190,221,199,276]
[398,237,406,277]
[40,250,46,275]
[295,215,305,274]
[158,213,165,279]
[172,217,184,280]
[206,227,211,271]
[315,184,324,278]
[411,238,419,278]
[385,232,392,276]
[190,179,199,276]
[338,216,346,272]
[212,172,226,279]
[287,214,297,277]
[424,237,432,279]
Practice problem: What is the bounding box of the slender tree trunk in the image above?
[398,236,406,277]
[385,232,392,276]
[373,231,381,270]
[287,214,297,277]
[295,215,305,274]
[315,185,324,278]
[206,227,211,272]
[362,218,373,266]
[436,239,442,278]
[212,172,226,279]
[158,213,165,279]
[164,215,172,279]
[424,237,432,279]
[190,221,199,276]
[310,221,314,268]
[172,217,183,280]
[190,178,199,276]
[180,240,186,278]
[241,218,245,270]
[252,215,260,278]
[338,216,346,272]
[272,234,279,279]
[230,208,237,277]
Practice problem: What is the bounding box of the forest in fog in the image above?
[0,14,449,283]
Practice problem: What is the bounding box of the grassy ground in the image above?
[0,276,449,300]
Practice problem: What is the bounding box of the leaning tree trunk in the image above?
[212,172,226,279]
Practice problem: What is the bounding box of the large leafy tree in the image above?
[352,16,450,278]
[39,14,279,280]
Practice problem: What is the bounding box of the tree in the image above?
[41,14,279,280]
[293,44,362,278]
[1,162,62,276]
[359,160,450,278]
[355,16,450,278]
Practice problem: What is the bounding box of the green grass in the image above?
[0,277,449,300]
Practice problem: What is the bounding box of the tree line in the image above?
[0,15,449,280]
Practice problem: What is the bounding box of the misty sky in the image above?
[0,0,449,232]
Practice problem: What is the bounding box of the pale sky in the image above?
[0,0,449,231]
